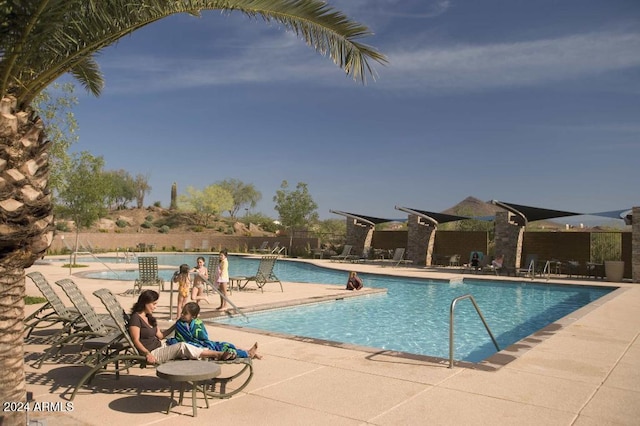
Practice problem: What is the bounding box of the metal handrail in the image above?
[449,294,500,368]
[542,260,551,281]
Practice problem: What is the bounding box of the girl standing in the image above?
[216,249,230,310]
[191,256,209,304]
[173,264,191,320]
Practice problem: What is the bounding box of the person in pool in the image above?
[128,290,225,364]
[346,271,363,290]
[168,302,261,360]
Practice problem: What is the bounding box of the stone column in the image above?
[345,219,373,257]
[406,214,435,266]
[494,211,525,270]
[633,207,639,283]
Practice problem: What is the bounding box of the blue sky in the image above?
[67,0,639,221]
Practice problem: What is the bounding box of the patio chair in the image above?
[252,241,269,254]
[70,288,253,400]
[380,248,413,267]
[34,278,117,369]
[346,247,371,263]
[330,245,353,262]
[133,256,165,295]
[240,255,283,292]
[24,272,82,339]
[463,251,484,273]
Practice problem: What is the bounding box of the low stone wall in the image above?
[49,232,319,256]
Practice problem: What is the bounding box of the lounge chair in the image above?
[380,248,413,267]
[240,255,283,292]
[330,245,353,262]
[25,272,82,339]
[70,288,253,401]
[463,251,485,273]
[34,278,117,369]
[133,256,165,295]
[346,247,371,263]
[252,241,269,254]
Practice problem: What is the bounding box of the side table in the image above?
[229,276,247,293]
[156,360,221,417]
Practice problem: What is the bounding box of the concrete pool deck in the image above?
[22,256,640,425]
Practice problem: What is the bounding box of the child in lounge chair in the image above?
[168,302,261,360]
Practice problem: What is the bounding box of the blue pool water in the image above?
[82,254,613,362]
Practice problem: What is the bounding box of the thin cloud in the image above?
[383,31,640,92]
[98,30,640,95]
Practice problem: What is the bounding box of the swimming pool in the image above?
[82,254,614,362]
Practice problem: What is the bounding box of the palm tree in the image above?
[0,1,385,423]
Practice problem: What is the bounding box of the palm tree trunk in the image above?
[0,96,55,426]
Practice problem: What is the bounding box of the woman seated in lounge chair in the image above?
[491,254,504,270]
[168,302,261,360]
[346,271,364,290]
[129,290,226,364]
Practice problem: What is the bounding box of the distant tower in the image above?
[170,182,177,210]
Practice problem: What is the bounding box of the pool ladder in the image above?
[449,294,500,368]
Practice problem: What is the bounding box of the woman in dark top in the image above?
[129,290,224,364]
[346,271,363,290]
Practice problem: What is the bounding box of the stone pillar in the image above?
[633,207,639,283]
[406,214,435,266]
[345,218,373,257]
[494,211,525,270]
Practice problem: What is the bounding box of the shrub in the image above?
[153,201,162,207]
[116,219,128,228]
[192,226,204,233]
[98,229,109,233]
[159,225,170,234]
[25,296,47,305]
[145,214,154,221]
[141,221,152,229]
[55,222,69,232]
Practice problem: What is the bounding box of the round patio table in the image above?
[156,360,221,417]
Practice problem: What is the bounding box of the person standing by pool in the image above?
[191,256,209,305]
[346,271,363,290]
[173,264,192,320]
[216,249,230,310]
[129,290,225,364]
[169,302,261,360]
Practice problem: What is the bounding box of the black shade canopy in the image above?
[330,210,399,226]
[492,200,582,222]
[396,207,470,224]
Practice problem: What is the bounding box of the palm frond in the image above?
[1,0,386,107]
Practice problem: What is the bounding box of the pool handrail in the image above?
[449,294,500,368]
[198,273,248,321]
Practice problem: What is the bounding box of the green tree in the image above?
[0,1,384,419]
[178,184,233,227]
[134,174,152,209]
[103,169,136,209]
[32,83,79,196]
[55,152,108,262]
[273,181,319,229]
[218,178,262,219]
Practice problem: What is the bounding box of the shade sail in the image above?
[492,200,582,222]
[395,206,470,224]
[329,210,399,226]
